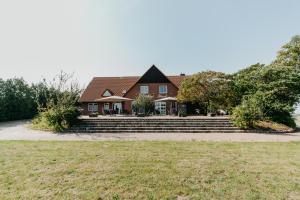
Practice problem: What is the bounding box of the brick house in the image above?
[79,65,186,115]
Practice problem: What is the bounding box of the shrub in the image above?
[132,94,155,116]
[231,96,264,128]
[34,106,80,132]
[31,72,82,132]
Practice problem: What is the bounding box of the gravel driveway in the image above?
[0,120,300,142]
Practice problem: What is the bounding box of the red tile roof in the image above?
[79,75,187,102]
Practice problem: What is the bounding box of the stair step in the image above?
[65,130,245,133]
[67,117,246,133]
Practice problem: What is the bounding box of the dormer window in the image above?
[102,89,112,97]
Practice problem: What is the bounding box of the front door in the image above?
[113,103,122,114]
[155,102,167,115]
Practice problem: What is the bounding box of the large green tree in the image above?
[231,36,300,128]
[0,78,37,121]
[177,71,232,113]
[273,35,300,68]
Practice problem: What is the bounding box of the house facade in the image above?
[79,65,186,115]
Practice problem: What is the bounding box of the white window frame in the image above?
[102,90,112,97]
[155,101,167,115]
[159,85,168,94]
[88,103,98,112]
[140,85,149,94]
[104,103,110,111]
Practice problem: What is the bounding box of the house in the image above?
[79,65,187,115]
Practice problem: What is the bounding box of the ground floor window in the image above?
[88,103,98,112]
[104,103,110,111]
[155,102,166,115]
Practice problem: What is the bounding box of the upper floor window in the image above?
[102,89,112,97]
[159,85,168,94]
[140,85,149,94]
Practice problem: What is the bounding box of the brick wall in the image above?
[80,83,179,115]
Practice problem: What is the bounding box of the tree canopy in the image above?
[177,71,232,113]
[0,78,37,122]
[231,36,300,128]
[177,35,300,128]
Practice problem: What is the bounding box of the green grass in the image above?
[0,141,300,199]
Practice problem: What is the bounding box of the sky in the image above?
[0,0,300,113]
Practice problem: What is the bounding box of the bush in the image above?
[31,72,82,132]
[33,106,80,132]
[132,94,155,116]
[231,96,264,128]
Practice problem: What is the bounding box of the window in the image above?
[104,103,110,111]
[103,90,112,97]
[88,103,98,112]
[159,85,168,94]
[140,85,149,94]
[155,102,167,115]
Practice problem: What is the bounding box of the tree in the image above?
[177,71,232,113]
[132,94,154,115]
[231,63,265,105]
[258,64,300,127]
[273,35,300,68]
[231,62,300,128]
[0,78,37,122]
[32,72,82,131]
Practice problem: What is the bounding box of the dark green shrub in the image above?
[231,96,264,128]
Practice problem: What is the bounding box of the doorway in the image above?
[113,103,122,114]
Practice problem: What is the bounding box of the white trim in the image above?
[88,103,98,112]
[104,103,110,111]
[159,85,168,94]
[140,85,149,94]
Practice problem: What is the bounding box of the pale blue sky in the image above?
[0,0,299,84]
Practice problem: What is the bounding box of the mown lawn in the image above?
[0,141,300,199]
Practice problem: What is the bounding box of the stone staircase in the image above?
[67,117,246,133]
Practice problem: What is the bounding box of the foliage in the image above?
[231,94,264,128]
[231,63,265,105]
[0,78,37,122]
[132,94,154,115]
[177,71,232,114]
[32,72,82,132]
[273,35,300,68]
[33,106,80,132]
[230,36,300,128]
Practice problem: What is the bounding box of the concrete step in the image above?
[65,129,245,133]
[79,121,233,124]
[78,124,234,128]
[80,119,231,122]
[69,126,240,130]
[67,117,245,133]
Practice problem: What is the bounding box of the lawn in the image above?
[0,141,300,199]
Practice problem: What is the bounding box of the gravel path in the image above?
[0,120,300,142]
